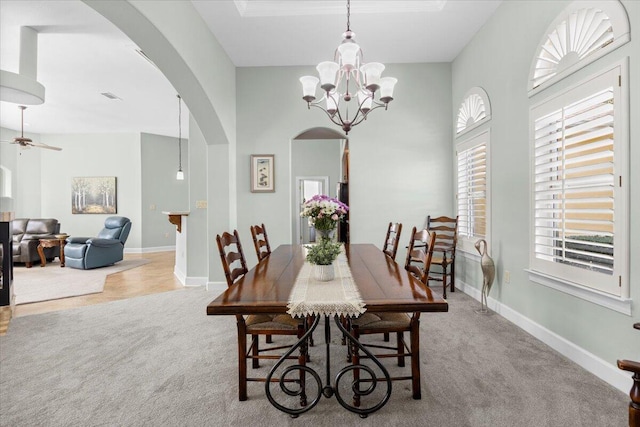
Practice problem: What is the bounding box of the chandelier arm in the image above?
[343,92,374,127]
[350,103,387,127]
[370,99,389,110]
[308,103,346,127]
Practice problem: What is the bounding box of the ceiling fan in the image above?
[0,105,62,151]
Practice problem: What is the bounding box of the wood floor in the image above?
[0,251,182,335]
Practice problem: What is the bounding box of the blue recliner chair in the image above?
[65,216,131,270]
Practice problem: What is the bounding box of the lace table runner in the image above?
[287,249,366,318]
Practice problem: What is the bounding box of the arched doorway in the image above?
[291,127,349,244]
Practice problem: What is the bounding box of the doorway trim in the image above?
[294,176,329,245]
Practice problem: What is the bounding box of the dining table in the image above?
[206,243,448,417]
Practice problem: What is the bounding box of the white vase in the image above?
[314,264,335,282]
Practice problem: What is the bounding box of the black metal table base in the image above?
[265,315,392,417]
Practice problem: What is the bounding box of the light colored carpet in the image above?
[12,258,150,304]
[0,288,626,426]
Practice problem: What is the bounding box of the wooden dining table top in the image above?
[206,243,448,316]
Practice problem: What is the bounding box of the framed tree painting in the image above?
[71,176,117,214]
[250,154,275,193]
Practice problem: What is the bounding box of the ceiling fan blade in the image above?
[4,107,62,151]
[28,141,63,151]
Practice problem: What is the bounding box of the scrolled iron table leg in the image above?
[332,315,392,418]
[265,314,392,418]
[265,316,322,417]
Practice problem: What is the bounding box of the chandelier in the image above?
[299,0,397,135]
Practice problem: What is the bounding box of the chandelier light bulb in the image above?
[316,61,339,92]
[360,62,385,92]
[337,42,361,71]
[299,76,319,102]
[379,77,398,103]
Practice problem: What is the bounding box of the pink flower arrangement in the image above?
[300,194,349,231]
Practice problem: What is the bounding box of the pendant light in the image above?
[176,94,184,180]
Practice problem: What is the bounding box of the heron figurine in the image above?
[475,239,495,314]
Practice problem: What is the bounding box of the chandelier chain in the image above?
[346,0,350,31]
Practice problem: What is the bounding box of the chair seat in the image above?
[352,312,411,330]
[431,255,452,265]
[246,314,303,331]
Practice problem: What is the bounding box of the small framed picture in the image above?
[250,154,275,193]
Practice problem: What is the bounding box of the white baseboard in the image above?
[172,265,207,288]
[456,280,632,394]
[184,276,208,287]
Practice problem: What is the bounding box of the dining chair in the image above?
[348,227,436,402]
[382,222,403,260]
[250,223,271,261]
[216,230,307,402]
[426,215,458,299]
[618,323,640,427]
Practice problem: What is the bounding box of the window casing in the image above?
[456,130,490,254]
[530,63,628,298]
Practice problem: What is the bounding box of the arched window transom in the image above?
[529,0,630,96]
[455,87,491,136]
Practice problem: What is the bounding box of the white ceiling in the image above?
[0,0,502,137]
[194,0,503,66]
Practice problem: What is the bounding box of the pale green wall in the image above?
[0,126,42,217]
[38,133,143,249]
[451,0,639,365]
[236,63,453,265]
[140,132,189,249]
[290,139,342,249]
[128,0,236,146]
[186,115,210,280]
[0,129,193,252]
[84,0,237,284]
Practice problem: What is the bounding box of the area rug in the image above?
[12,259,150,304]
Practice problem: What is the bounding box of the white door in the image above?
[295,177,329,244]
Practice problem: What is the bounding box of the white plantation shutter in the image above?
[527,1,630,96]
[530,65,627,297]
[456,131,489,253]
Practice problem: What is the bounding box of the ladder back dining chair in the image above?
[618,323,640,427]
[382,222,403,260]
[216,230,307,402]
[348,227,436,402]
[426,215,458,299]
[250,223,271,261]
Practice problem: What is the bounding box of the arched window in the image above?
[528,0,630,96]
[455,87,492,254]
[455,87,491,136]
